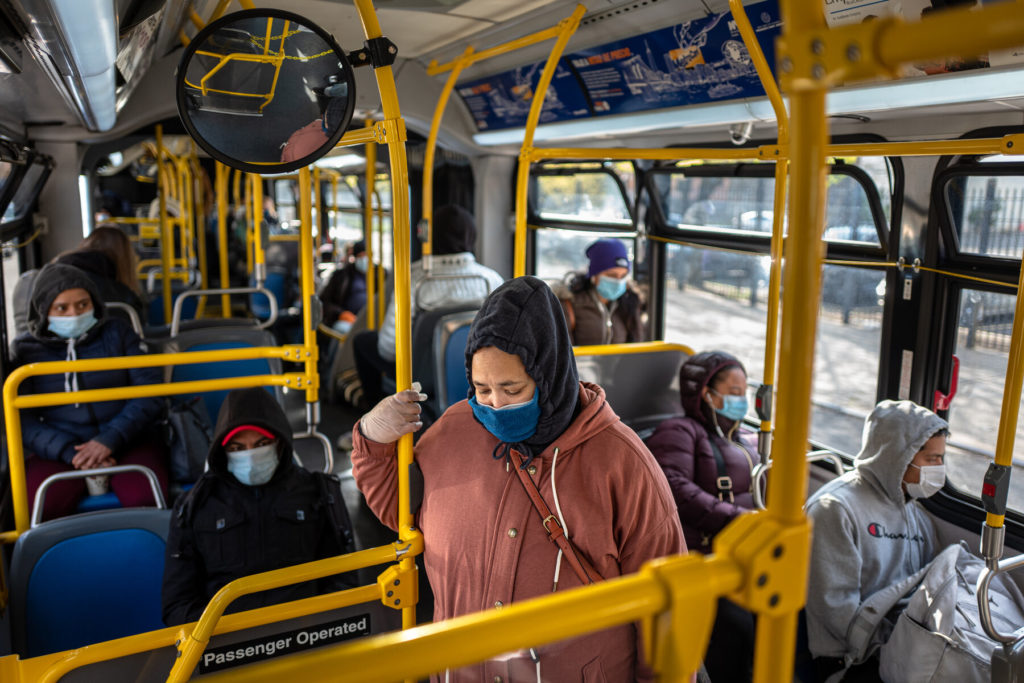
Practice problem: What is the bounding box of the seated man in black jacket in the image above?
[161,387,355,625]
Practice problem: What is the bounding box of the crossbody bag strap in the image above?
[707,436,734,503]
[511,451,603,585]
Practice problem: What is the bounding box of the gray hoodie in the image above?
[805,400,948,663]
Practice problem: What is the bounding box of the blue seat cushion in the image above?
[25,528,166,656]
[76,492,121,513]
[444,325,471,408]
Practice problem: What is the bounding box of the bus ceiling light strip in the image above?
[20,0,118,131]
[472,67,1024,146]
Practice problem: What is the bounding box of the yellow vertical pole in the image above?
[353,0,416,632]
[242,171,253,277]
[728,0,790,456]
[216,162,232,317]
[753,0,826,680]
[299,167,318,403]
[156,125,174,325]
[251,174,265,283]
[376,189,385,330]
[513,5,585,277]
[313,167,323,254]
[422,46,474,267]
[364,123,378,331]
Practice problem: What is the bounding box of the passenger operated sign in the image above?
[198,614,371,674]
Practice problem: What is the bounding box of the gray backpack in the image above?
[878,542,1024,683]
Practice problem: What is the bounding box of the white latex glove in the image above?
[360,381,428,444]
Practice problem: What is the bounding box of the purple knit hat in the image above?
[586,238,630,278]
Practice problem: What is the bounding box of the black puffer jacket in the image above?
[644,351,756,552]
[162,388,355,626]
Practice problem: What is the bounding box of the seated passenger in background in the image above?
[162,387,355,626]
[352,276,685,682]
[645,350,757,682]
[320,239,368,334]
[12,225,144,336]
[555,238,645,346]
[805,400,948,681]
[352,204,504,406]
[12,263,168,521]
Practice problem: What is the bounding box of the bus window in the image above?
[273,179,298,231]
[944,171,1024,258]
[664,241,768,421]
[811,264,885,452]
[662,173,774,233]
[947,288,1024,507]
[1,156,50,228]
[534,164,632,225]
[534,230,632,283]
[823,168,884,247]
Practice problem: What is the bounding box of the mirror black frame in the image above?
[175,8,356,175]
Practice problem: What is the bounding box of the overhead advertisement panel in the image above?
[457,0,782,131]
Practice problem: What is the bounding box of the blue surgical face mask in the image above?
[469,388,541,443]
[48,311,97,339]
[354,255,369,274]
[595,275,627,302]
[226,443,279,486]
[710,388,748,422]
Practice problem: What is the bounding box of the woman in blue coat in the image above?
[12,263,168,520]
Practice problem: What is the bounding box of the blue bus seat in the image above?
[76,491,121,512]
[250,270,288,321]
[9,508,171,657]
[574,346,689,427]
[163,326,282,425]
[409,304,479,425]
[148,285,198,327]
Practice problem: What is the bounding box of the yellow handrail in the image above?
[352,0,417,634]
[216,161,232,316]
[2,347,298,536]
[573,340,695,357]
[166,539,423,682]
[156,125,175,324]
[513,5,587,277]
[364,120,378,330]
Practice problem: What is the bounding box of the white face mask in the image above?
[905,463,946,499]
[226,443,279,486]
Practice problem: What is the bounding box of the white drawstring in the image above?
[550,446,565,592]
[64,338,80,407]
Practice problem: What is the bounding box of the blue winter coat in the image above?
[11,263,163,464]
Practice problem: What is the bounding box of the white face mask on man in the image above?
[905,463,946,499]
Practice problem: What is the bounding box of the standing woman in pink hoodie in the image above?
[351,275,686,683]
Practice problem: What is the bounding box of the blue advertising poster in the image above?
[457,0,782,131]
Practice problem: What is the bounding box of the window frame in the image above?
[528,162,636,231]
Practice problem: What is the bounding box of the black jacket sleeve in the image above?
[162,495,207,626]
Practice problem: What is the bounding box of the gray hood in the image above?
[854,400,948,505]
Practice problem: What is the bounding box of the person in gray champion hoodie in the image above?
[805,399,948,680]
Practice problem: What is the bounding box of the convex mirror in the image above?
[176,9,356,174]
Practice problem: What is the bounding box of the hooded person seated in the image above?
[555,238,645,346]
[805,400,949,682]
[161,387,356,626]
[11,263,168,521]
[320,239,368,335]
[351,276,685,682]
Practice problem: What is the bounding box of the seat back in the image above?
[163,326,282,425]
[9,508,171,657]
[410,303,479,424]
[148,284,198,327]
[574,345,690,426]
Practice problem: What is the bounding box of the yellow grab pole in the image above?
[353,0,418,632]
[313,167,322,253]
[216,162,231,317]
[299,167,318,403]
[752,0,828,679]
[251,174,265,281]
[513,5,586,277]
[156,125,174,325]
[729,0,790,456]
[242,170,253,276]
[423,46,474,266]
[426,24,563,76]
[376,188,386,329]
[364,121,378,331]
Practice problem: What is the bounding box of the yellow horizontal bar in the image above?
[8,346,290,380]
[203,553,741,683]
[36,581,383,683]
[334,126,383,149]
[106,217,159,225]
[574,341,696,357]
[0,531,17,544]
[170,539,423,682]
[529,147,762,162]
[427,24,563,76]
[268,234,300,241]
[826,135,1023,158]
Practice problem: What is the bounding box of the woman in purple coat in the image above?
[645,350,757,682]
